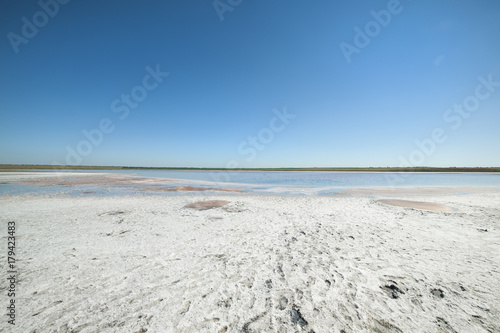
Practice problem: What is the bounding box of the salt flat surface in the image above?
[0,172,107,182]
[1,193,499,332]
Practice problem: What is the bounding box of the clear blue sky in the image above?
[1,0,499,167]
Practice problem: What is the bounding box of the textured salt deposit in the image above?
[1,192,499,332]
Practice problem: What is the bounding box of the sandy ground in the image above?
[1,190,499,333]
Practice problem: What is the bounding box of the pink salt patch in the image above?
[183,200,231,211]
[378,199,453,212]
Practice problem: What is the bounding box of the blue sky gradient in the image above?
[1,0,499,167]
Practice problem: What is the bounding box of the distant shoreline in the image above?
[1,164,500,173]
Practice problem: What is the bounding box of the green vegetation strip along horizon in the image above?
[1,165,500,173]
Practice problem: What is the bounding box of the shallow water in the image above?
[1,170,500,196]
[117,169,500,188]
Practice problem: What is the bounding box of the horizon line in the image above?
[1,164,500,172]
